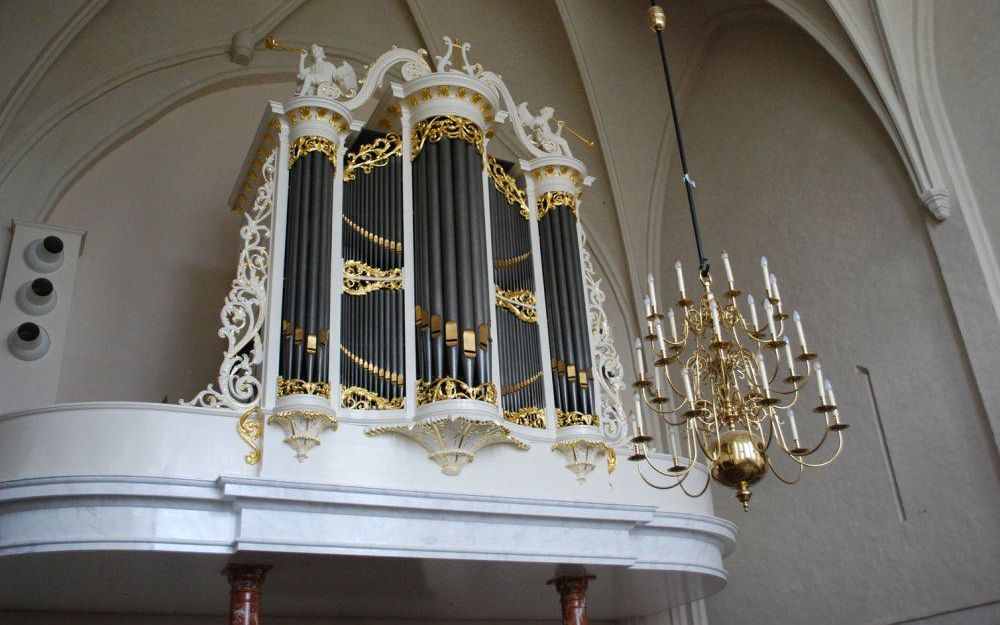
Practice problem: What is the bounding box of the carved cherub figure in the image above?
[517,102,572,157]
[297,44,357,98]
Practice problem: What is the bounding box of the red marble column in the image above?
[222,563,272,625]
[548,575,596,625]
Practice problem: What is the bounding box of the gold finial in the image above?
[264,33,307,55]
[453,38,461,45]
[648,5,666,31]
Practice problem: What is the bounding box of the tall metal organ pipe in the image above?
[537,193,596,426]
[339,132,405,409]
[487,158,545,428]
[412,120,493,401]
[278,148,335,395]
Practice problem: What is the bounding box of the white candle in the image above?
[647,273,658,314]
[756,352,771,397]
[793,310,808,352]
[815,363,827,404]
[764,299,777,339]
[668,427,681,464]
[633,337,645,377]
[747,294,760,331]
[632,392,645,437]
[675,259,686,300]
[770,273,782,304]
[710,296,723,339]
[655,320,668,356]
[787,408,800,443]
[667,307,678,341]
[721,250,734,286]
[643,295,652,319]
[824,379,837,407]
[681,367,695,406]
[784,341,796,375]
[761,256,772,298]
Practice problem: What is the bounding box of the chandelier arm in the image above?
[657,414,688,427]
[786,431,845,467]
[693,420,722,463]
[639,379,688,415]
[649,0,709,276]
[765,454,804,485]
[657,363,691,404]
[642,451,698,479]
[678,470,712,497]
[637,462,689,489]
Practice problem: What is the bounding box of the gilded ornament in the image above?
[551,439,617,474]
[503,406,546,429]
[501,370,542,394]
[237,406,264,465]
[340,345,405,386]
[342,215,403,253]
[556,409,600,428]
[344,134,403,181]
[341,386,405,410]
[288,135,337,168]
[411,115,485,159]
[486,155,529,217]
[536,191,579,220]
[417,377,498,405]
[343,260,403,295]
[493,250,531,269]
[495,286,538,323]
[277,376,332,398]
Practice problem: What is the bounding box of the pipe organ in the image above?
[188,36,628,480]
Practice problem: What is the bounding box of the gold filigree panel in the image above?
[342,386,405,410]
[556,409,600,428]
[344,134,403,181]
[277,376,331,398]
[417,377,498,405]
[486,155,528,218]
[536,191,578,220]
[411,115,484,159]
[503,406,546,429]
[495,286,537,323]
[288,136,337,168]
[343,260,402,295]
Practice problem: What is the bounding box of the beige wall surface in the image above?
[51,82,293,403]
[650,14,1000,625]
[933,0,1000,254]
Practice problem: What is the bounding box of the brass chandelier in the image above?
[628,3,848,511]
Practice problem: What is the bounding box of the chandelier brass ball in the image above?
[709,430,767,511]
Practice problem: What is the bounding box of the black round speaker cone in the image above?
[31,278,54,297]
[42,236,64,255]
[17,322,40,342]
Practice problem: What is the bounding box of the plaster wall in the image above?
[648,15,1000,625]
[50,82,292,403]
[933,0,1000,253]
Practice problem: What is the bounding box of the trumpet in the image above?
[557,120,596,150]
[265,33,307,55]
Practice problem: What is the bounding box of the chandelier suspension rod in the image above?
[648,2,709,277]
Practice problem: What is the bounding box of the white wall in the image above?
[933,0,1000,253]
[50,81,293,403]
